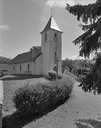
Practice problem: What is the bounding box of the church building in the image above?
[10,16,63,76]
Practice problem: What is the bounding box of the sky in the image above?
[0,0,96,59]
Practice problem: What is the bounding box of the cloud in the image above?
[0,25,10,31]
[46,0,75,8]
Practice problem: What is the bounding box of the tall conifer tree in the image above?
[66,0,101,94]
[66,0,101,57]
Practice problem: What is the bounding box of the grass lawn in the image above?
[3,75,73,128]
[3,77,50,113]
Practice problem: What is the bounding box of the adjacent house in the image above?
[0,57,11,76]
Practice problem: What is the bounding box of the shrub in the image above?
[3,77,73,128]
[81,53,101,94]
[13,82,72,116]
[48,70,57,80]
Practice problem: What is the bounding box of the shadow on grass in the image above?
[3,96,70,128]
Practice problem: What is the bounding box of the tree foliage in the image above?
[81,53,101,94]
[66,0,101,57]
[66,0,101,94]
[62,58,91,77]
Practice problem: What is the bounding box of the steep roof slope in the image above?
[41,16,62,33]
[11,46,41,64]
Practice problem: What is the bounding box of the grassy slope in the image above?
[3,75,73,128]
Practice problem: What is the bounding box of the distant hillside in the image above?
[0,56,11,64]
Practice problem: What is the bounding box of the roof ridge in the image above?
[11,47,41,64]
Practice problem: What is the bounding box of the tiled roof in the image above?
[41,16,62,33]
[11,46,41,64]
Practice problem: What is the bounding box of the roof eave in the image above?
[40,28,63,34]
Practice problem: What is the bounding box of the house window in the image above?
[20,64,21,72]
[45,32,47,42]
[28,64,30,72]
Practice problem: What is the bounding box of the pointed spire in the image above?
[41,16,62,33]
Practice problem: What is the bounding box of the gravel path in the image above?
[24,81,101,128]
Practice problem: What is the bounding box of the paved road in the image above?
[24,81,101,128]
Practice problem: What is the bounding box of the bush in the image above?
[13,82,72,116]
[3,77,73,128]
[48,70,57,80]
[81,53,101,94]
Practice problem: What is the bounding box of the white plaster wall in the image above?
[10,55,42,75]
[32,55,43,75]
[48,30,62,76]
[41,31,50,75]
[11,62,33,74]
[41,29,62,76]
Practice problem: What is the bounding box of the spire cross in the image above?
[50,1,55,17]
[50,6,53,17]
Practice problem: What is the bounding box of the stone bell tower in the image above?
[41,16,63,76]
